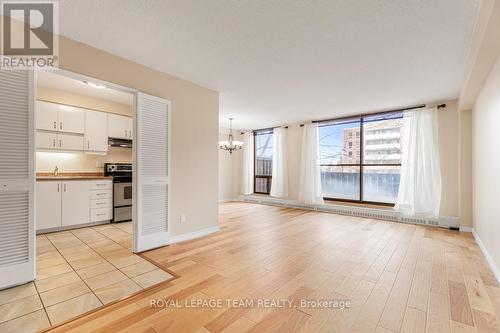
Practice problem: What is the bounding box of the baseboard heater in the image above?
[238,195,459,229]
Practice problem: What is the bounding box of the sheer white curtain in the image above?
[395,108,441,217]
[298,123,324,205]
[241,132,254,195]
[270,127,288,198]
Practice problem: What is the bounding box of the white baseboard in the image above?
[472,229,500,284]
[168,226,220,245]
[219,198,236,203]
[237,195,460,229]
[459,226,473,232]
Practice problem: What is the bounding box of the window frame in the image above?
[319,113,402,206]
[253,129,274,195]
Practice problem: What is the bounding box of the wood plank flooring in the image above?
[44,202,500,333]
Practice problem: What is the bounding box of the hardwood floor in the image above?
[44,202,500,333]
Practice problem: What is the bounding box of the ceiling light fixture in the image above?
[83,81,106,89]
[219,118,243,154]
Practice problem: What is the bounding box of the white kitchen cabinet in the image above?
[36,131,58,150]
[37,101,85,134]
[85,111,108,153]
[37,132,83,151]
[58,133,84,151]
[36,101,59,131]
[108,113,133,140]
[61,181,90,227]
[36,179,112,232]
[36,181,62,230]
[58,107,85,134]
[90,208,113,222]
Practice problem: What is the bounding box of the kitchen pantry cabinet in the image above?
[108,113,133,140]
[85,111,108,153]
[36,179,112,232]
[37,101,85,134]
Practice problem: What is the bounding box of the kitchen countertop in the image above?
[36,173,113,181]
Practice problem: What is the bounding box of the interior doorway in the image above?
[23,70,173,326]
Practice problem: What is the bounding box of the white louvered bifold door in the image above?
[0,71,35,289]
[133,93,170,253]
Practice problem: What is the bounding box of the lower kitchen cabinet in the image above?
[61,181,90,227]
[36,179,113,232]
[36,181,62,229]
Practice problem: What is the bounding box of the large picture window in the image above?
[254,129,274,194]
[319,112,402,205]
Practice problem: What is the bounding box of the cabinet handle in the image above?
[60,122,63,130]
[53,121,57,129]
[59,139,62,147]
[87,141,90,149]
[57,183,60,192]
[52,139,56,147]
[63,184,66,192]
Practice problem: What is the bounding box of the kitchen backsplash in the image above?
[36,147,132,173]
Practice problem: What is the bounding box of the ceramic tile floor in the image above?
[0,222,174,333]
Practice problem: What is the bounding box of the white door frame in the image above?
[32,69,170,264]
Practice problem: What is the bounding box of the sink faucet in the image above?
[53,166,59,176]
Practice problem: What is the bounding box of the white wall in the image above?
[231,100,461,219]
[459,109,473,228]
[58,36,219,238]
[473,54,500,270]
[219,129,234,201]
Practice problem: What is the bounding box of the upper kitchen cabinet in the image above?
[108,113,133,140]
[37,101,58,131]
[85,110,108,153]
[58,107,85,134]
[36,101,85,134]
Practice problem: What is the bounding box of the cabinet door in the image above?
[36,181,62,230]
[58,133,84,151]
[36,101,58,131]
[36,131,58,150]
[58,107,85,134]
[61,181,90,227]
[126,116,133,139]
[85,111,108,152]
[107,113,132,139]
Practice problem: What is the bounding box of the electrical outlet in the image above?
[180,214,187,224]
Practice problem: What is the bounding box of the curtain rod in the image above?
[241,103,447,132]
[300,103,446,127]
[241,125,289,135]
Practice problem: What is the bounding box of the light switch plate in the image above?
[180,214,187,224]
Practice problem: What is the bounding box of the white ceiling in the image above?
[38,71,133,105]
[58,0,479,130]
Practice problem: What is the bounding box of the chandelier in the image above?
[219,118,243,154]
